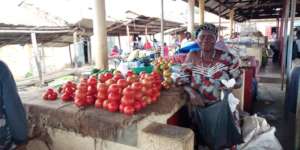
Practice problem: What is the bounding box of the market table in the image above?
[20,87,194,150]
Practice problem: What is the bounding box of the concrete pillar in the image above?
[229,9,235,37]
[161,0,165,56]
[187,0,195,33]
[199,0,205,25]
[93,0,108,69]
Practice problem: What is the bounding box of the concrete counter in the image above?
[20,87,194,150]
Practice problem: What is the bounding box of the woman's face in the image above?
[197,30,216,52]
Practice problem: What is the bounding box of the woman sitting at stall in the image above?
[181,23,243,149]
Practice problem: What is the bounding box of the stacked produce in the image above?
[153,57,173,89]
[43,70,164,116]
[60,81,77,101]
[43,88,58,101]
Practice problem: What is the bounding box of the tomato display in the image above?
[43,88,58,101]
[42,69,166,115]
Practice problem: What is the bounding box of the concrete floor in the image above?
[255,58,296,150]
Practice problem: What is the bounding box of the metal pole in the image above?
[126,25,130,51]
[73,31,78,69]
[161,0,165,57]
[286,0,296,76]
[281,0,290,90]
[187,0,195,34]
[31,32,44,86]
[229,9,235,37]
[93,0,108,69]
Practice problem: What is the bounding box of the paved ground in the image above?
[254,82,295,150]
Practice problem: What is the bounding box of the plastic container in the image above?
[132,66,153,74]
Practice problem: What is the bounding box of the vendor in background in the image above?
[163,43,169,58]
[153,39,159,50]
[110,45,120,57]
[144,39,152,50]
[296,30,300,57]
[0,61,28,150]
[181,32,193,47]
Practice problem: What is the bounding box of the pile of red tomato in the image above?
[42,70,163,115]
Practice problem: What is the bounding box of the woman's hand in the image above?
[184,86,206,106]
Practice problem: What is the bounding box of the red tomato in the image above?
[48,92,57,101]
[123,105,135,115]
[108,84,121,94]
[95,99,103,108]
[104,73,113,80]
[131,82,143,91]
[105,79,116,86]
[86,95,95,105]
[97,83,108,93]
[113,73,123,81]
[87,78,97,86]
[140,100,147,108]
[74,98,86,107]
[126,70,134,77]
[145,88,154,97]
[134,92,143,101]
[121,95,135,105]
[61,93,71,101]
[119,103,125,113]
[151,71,160,77]
[134,101,142,112]
[108,92,121,102]
[117,79,128,88]
[75,91,87,99]
[47,88,54,94]
[102,100,109,109]
[141,79,152,88]
[43,93,49,100]
[98,74,106,83]
[150,95,158,103]
[126,76,136,84]
[64,87,74,94]
[107,101,119,112]
[122,87,135,96]
[97,91,108,100]
[142,96,152,104]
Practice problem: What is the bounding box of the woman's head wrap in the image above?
[195,23,218,38]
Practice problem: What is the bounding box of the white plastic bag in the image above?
[238,115,283,150]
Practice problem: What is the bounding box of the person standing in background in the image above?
[163,43,169,58]
[181,32,193,47]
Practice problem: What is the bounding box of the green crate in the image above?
[132,66,153,74]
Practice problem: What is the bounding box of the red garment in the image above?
[144,42,152,49]
[110,48,119,56]
[163,46,169,58]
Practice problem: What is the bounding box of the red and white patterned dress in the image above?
[185,50,242,101]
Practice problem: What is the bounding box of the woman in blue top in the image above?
[0,61,27,150]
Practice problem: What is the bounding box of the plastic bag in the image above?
[191,92,243,150]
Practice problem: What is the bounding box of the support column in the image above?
[117,34,122,50]
[161,0,165,57]
[229,9,235,37]
[286,0,297,76]
[126,25,130,51]
[199,0,205,25]
[93,0,108,69]
[31,32,44,86]
[73,31,78,68]
[187,0,195,34]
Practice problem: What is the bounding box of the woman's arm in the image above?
[0,61,27,145]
